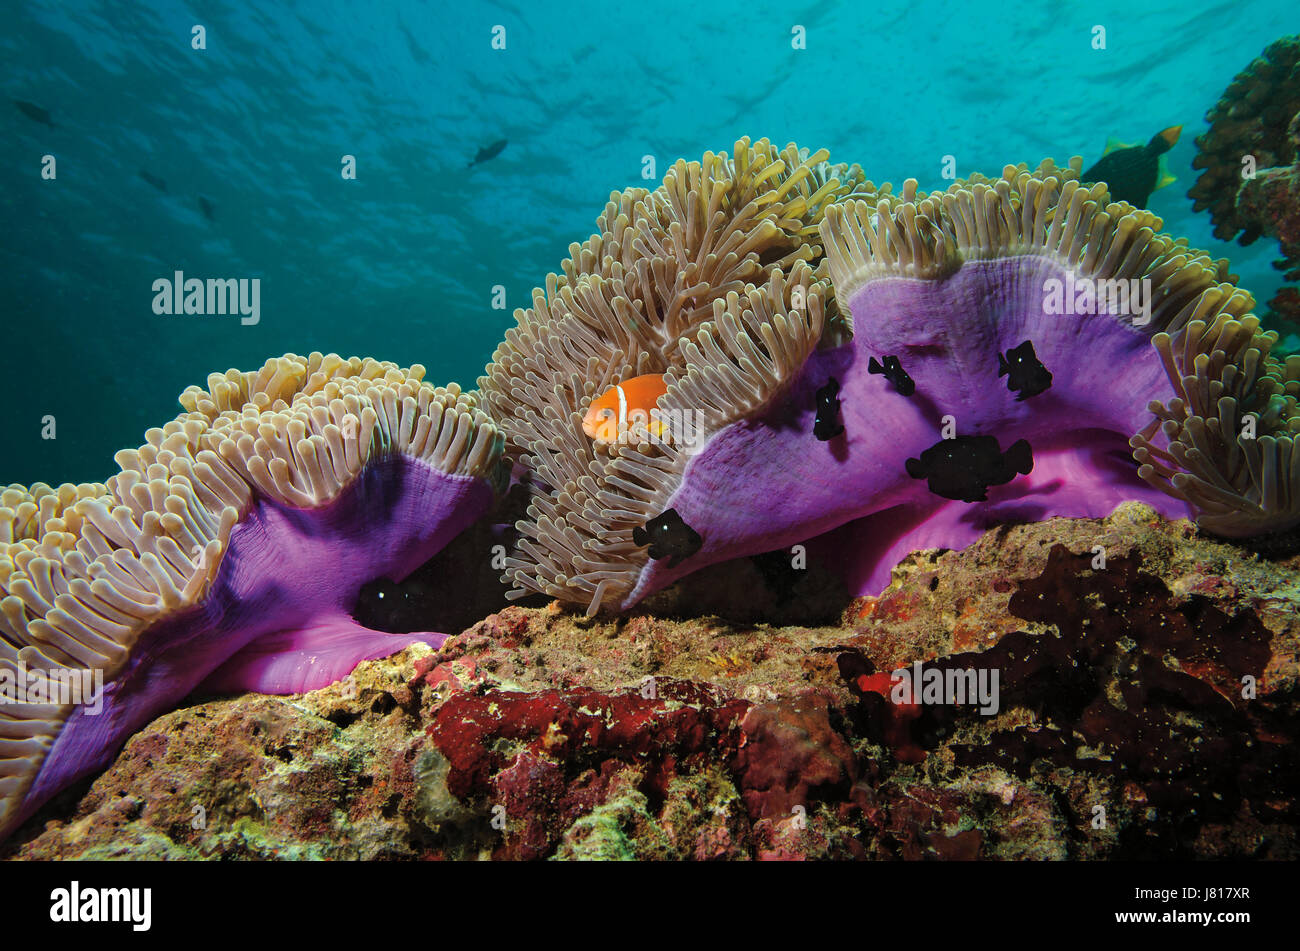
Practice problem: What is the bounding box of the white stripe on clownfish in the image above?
[616,381,628,436]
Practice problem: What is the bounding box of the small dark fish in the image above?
[813,377,844,441]
[1079,125,1181,208]
[997,340,1052,401]
[198,196,216,222]
[138,170,168,193]
[905,435,1033,503]
[868,355,915,396]
[468,138,508,168]
[632,508,703,567]
[14,100,54,127]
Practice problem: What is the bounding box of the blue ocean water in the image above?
[2,0,1293,485]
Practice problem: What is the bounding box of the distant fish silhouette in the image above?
[138,170,168,194]
[14,100,54,127]
[468,139,507,168]
[198,196,216,222]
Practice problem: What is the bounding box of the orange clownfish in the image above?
[582,374,670,444]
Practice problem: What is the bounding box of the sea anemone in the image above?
[0,352,505,840]
[478,137,873,615]
[485,143,1300,615]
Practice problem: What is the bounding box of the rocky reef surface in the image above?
[3,502,1296,860]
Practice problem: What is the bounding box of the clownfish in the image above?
[582,374,670,444]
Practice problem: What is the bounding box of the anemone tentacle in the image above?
[485,145,1300,617]
[0,352,505,842]
[826,158,1300,536]
[479,137,871,614]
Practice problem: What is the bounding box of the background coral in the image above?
[1189,34,1300,332]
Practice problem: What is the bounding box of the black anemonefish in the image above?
[997,340,1053,401]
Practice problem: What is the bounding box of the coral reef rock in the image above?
[1189,33,1300,330]
[5,502,1296,860]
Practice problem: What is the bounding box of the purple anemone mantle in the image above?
[16,454,495,831]
[619,255,1191,609]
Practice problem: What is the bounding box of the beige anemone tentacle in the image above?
[0,352,505,840]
